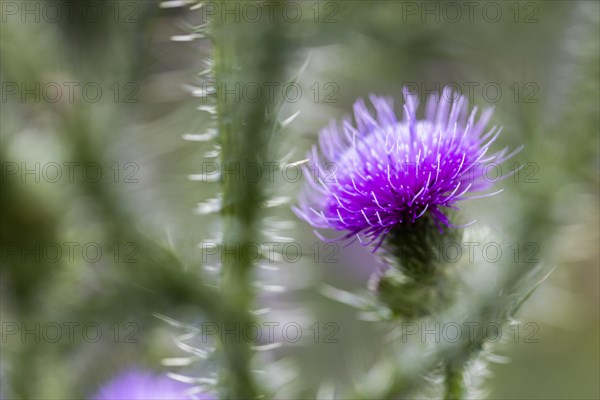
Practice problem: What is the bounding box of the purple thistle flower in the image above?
[294,87,518,249]
[91,369,215,400]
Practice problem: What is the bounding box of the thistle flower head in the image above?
[294,87,517,248]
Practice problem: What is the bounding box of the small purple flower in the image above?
[91,369,215,400]
[294,87,517,248]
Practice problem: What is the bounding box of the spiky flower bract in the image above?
[294,87,517,248]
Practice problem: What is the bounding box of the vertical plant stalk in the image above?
[211,2,289,398]
[379,216,466,399]
[444,363,465,400]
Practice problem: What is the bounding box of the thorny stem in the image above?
[211,1,290,398]
[444,363,465,400]
[376,215,469,399]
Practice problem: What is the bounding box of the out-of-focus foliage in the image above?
[1,1,598,399]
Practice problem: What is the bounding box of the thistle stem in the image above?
[378,215,462,318]
[212,22,260,399]
[211,2,290,398]
[444,363,465,400]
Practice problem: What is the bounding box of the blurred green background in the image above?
[1,1,598,399]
